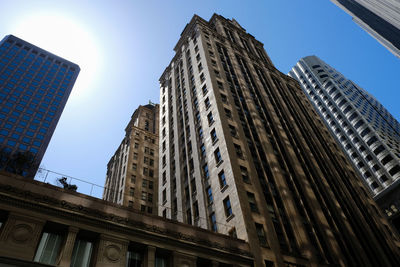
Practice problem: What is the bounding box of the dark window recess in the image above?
[389,165,400,176]
[373,145,385,155]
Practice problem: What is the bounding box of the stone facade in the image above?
[158,14,400,266]
[103,104,159,215]
[0,171,253,266]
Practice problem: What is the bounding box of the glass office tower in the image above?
[0,35,80,176]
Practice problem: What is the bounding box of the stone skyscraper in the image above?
[0,35,80,176]
[289,55,400,233]
[330,0,400,58]
[103,103,159,215]
[158,14,400,266]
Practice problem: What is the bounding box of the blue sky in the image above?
[1,0,399,191]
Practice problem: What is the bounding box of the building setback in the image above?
[158,14,400,266]
[103,103,159,215]
[289,55,400,233]
[0,35,80,176]
[330,0,400,58]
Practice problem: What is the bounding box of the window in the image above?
[204,97,211,109]
[200,73,205,83]
[200,144,206,157]
[389,165,400,176]
[240,166,250,183]
[141,192,147,200]
[203,164,209,179]
[207,112,214,125]
[148,193,153,203]
[162,189,167,203]
[126,247,143,267]
[34,223,65,265]
[142,180,147,188]
[234,143,243,158]
[129,187,134,196]
[134,142,139,149]
[143,167,148,176]
[210,213,217,232]
[247,192,258,212]
[70,233,95,267]
[373,145,385,155]
[193,201,199,218]
[367,136,378,146]
[207,187,213,204]
[132,163,137,170]
[224,108,232,118]
[220,93,227,103]
[131,175,136,183]
[202,84,208,94]
[229,124,237,137]
[214,148,222,163]
[223,197,232,217]
[211,128,217,143]
[381,154,393,165]
[218,170,226,188]
[255,223,267,245]
[149,181,154,190]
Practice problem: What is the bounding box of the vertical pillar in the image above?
[58,226,79,267]
[145,245,156,267]
[172,251,196,267]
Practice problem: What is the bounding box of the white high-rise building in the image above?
[289,55,400,231]
[330,0,400,58]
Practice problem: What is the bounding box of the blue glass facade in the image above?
[0,35,79,175]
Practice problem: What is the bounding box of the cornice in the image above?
[0,182,253,259]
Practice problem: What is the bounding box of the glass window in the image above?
[223,196,232,217]
[255,223,267,245]
[126,249,143,267]
[210,212,217,232]
[247,192,258,212]
[214,148,222,163]
[210,128,217,143]
[34,232,63,265]
[218,170,226,188]
[70,238,93,267]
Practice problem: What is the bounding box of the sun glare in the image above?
[13,12,102,100]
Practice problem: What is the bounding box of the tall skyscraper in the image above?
[330,0,400,58]
[0,35,80,176]
[103,103,159,215]
[158,14,400,266]
[289,55,400,233]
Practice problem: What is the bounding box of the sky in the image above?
[0,0,399,195]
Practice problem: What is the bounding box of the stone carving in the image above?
[11,224,33,243]
[104,244,121,262]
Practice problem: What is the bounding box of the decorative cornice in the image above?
[0,183,253,259]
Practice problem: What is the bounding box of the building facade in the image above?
[0,171,253,267]
[289,55,400,233]
[330,0,400,58]
[0,35,80,176]
[103,103,159,215]
[158,14,400,266]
